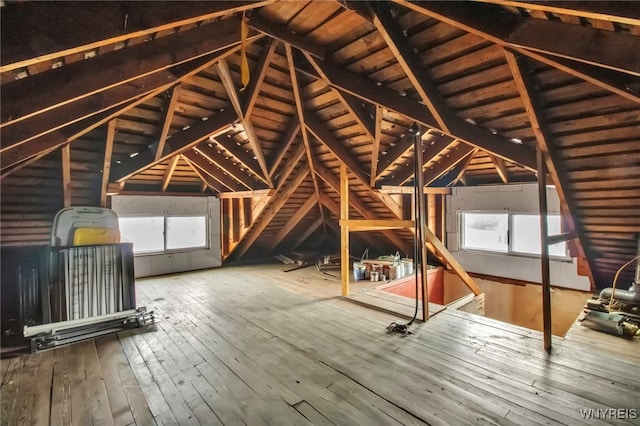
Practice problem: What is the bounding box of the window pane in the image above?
[166,216,207,250]
[462,213,509,252]
[119,217,164,254]
[512,215,566,257]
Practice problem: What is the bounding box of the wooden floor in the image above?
[2,264,639,426]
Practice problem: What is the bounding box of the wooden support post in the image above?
[228,197,235,246]
[538,148,552,353]
[232,198,240,243]
[340,164,350,297]
[411,125,430,321]
[61,144,71,207]
[100,120,116,207]
[427,193,436,234]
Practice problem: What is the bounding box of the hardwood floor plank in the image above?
[96,335,137,426]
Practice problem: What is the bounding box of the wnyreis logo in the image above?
[579,408,637,420]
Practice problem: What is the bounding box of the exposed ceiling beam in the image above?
[182,151,245,192]
[211,134,267,185]
[194,144,258,190]
[371,2,453,132]
[300,53,537,171]
[217,58,272,187]
[340,92,377,140]
[230,164,310,259]
[110,108,236,182]
[155,86,181,161]
[242,39,278,119]
[100,120,116,207]
[2,18,258,126]
[0,1,274,72]
[490,154,509,184]
[370,105,384,187]
[161,155,181,192]
[505,49,596,285]
[424,144,476,186]
[450,150,478,186]
[471,1,640,27]
[382,134,454,186]
[375,133,414,181]
[182,155,226,194]
[274,141,306,191]
[267,193,319,253]
[268,118,300,178]
[247,13,325,59]
[286,44,324,223]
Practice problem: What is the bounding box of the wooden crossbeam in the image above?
[194,144,259,190]
[370,106,384,187]
[110,108,236,182]
[340,219,415,231]
[301,54,537,171]
[182,151,244,192]
[505,50,595,286]
[395,0,640,101]
[379,186,451,195]
[61,144,71,207]
[383,134,454,186]
[231,164,310,260]
[266,193,319,253]
[100,120,116,207]
[247,14,325,59]
[286,44,324,222]
[318,193,383,251]
[242,39,278,119]
[371,3,453,132]
[155,86,181,161]
[218,189,275,199]
[217,59,272,187]
[0,1,274,72]
[161,155,181,192]
[424,144,476,186]
[2,18,255,126]
[268,118,300,178]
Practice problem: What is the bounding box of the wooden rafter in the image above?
[370,105,384,187]
[286,44,324,223]
[161,155,181,192]
[2,18,257,126]
[424,144,476,186]
[490,154,509,184]
[395,0,640,102]
[247,14,325,59]
[375,134,414,181]
[110,108,236,183]
[217,59,272,187]
[505,49,595,286]
[449,149,479,186]
[472,1,640,27]
[371,2,453,132]
[194,144,258,190]
[100,120,116,207]
[268,118,300,178]
[212,135,267,185]
[0,1,274,72]
[155,86,181,161]
[61,144,71,207]
[340,92,376,140]
[242,39,278,119]
[274,142,307,190]
[231,164,310,259]
[383,134,454,186]
[266,193,319,253]
[182,151,244,192]
[300,54,537,171]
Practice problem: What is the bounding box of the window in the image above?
[460,212,567,258]
[119,215,208,254]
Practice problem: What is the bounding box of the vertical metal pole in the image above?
[537,149,552,352]
[410,124,429,321]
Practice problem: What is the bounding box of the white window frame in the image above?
[119,214,209,255]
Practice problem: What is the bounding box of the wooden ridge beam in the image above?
[370,105,384,187]
[217,58,272,187]
[242,39,278,119]
[286,44,324,223]
[2,18,256,126]
[505,50,595,286]
[194,144,259,190]
[383,134,454,186]
[371,2,453,132]
[304,112,370,188]
[395,0,640,100]
[230,164,310,259]
[267,193,319,253]
[301,53,536,171]
[110,108,236,182]
[471,1,640,27]
[182,151,244,192]
[155,86,182,161]
[268,118,300,178]
[100,120,116,207]
[161,155,181,192]
[0,1,274,72]
[247,14,325,59]
[424,144,476,186]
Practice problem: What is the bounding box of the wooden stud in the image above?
[155,86,181,161]
[232,199,241,243]
[100,120,116,207]
[61,144,71,207]
[161,155,180,192]
[340,164,350,297]
[427,194,436,234]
